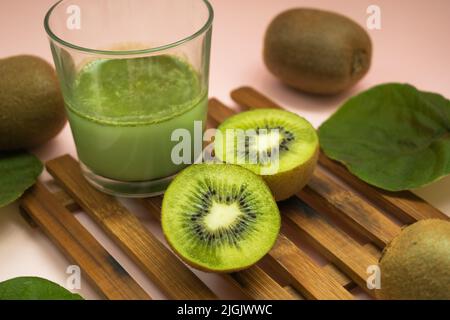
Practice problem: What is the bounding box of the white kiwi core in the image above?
[204,202,243,231]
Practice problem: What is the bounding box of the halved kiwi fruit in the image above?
[214,108,319,201]
[162,164,281,273]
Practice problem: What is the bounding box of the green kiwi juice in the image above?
[66,55,207,183]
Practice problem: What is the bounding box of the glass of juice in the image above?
[45,0,213,197]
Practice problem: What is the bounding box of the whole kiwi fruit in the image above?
[264,8,372,95]
[0,55,66,150]
[378,219,450,300]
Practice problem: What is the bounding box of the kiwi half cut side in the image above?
[162,164,281,273]
[215,109,319,201]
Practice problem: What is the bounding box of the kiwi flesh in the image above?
[264,8,372,95]
[0,55,66,150]
[378,219,450,300]
[162,164,281,273]
[214,108,319,201]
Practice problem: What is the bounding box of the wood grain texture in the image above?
[282,286,305,300]
[231,86,449,224]
[311,242,381,290]
[225,269,296,300]
[281,199,378,295]
[207,99,235,128]
[321,264,355,290]
[299,168,402,248]
[319,153,449,223]
[208,98,237,124]
[53,189,80,212]
[141,197,296,300]
[267,235,354,300]
[21,182,151,300]
[231,87,282,109]
[46,155,217,300]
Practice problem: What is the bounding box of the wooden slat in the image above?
[141,197,296,300]
[224,269,297,300]
[209,98,238,122]
[319,153,449,223]
[299,169,402,248]
[283,286,305,300]
[208,98,237,123]
[314,242,381,290]
[322,264,355,290]
[267,235,354,300]
[46,155,217,300]
[281,199,378,295]
[231,86,449,224]
[53,189,80,212]
[21,182,151,300]
[231,86,282,109]
[19,209,38,228]
[364,243,382,259]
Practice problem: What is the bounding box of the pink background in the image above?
[0,0,449,299]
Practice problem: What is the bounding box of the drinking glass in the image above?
[45,0,213,197]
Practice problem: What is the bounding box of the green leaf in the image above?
[319,83,450,191]
[0,277,83,300]
[0,152,43,207]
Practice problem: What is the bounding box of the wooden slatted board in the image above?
[20,87,449,300]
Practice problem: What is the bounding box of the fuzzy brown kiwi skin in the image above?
[264,144,319,201]
[264,8,372,95]
[0,55,67,150]
[376,219,450,300]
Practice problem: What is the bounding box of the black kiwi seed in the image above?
[239,123,295,161]
[183,179,260,248]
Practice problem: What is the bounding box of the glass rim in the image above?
[44,0,214,56]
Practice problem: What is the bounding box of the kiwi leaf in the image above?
[0,152,43,207]
[0,277,83,300]
[319,83,450,191]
